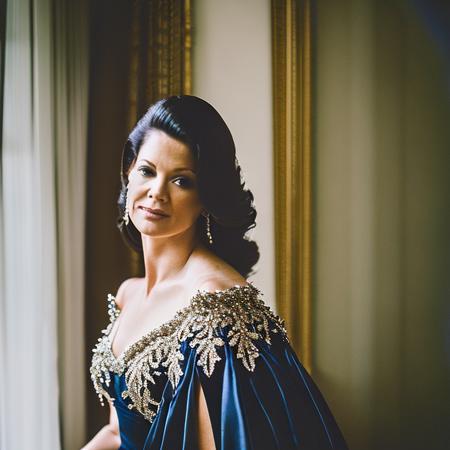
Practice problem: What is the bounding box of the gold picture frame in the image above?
[272,0,313,373]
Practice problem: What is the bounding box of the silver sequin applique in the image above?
[90,283,289,422]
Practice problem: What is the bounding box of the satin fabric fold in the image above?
[109,326,348,449]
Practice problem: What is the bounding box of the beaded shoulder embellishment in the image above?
[90,293,122,407]
[90,283,289,422]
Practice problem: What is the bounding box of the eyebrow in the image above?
[137,159,196,174]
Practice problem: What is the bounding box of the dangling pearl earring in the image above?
[123,188,130,225]
[206,213,213,245]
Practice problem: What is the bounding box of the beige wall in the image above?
[314,1,450,449]
[192,0,275,307]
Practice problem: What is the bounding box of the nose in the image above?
[147,176,168,202]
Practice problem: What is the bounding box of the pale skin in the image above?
[82,130,247,450]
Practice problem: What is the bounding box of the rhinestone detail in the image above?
[90,283,288,422]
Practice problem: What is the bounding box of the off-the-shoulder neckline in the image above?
[107,281,260,363]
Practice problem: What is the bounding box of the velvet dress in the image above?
[90,282,348,450]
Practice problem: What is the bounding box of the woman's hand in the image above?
[80,401,120,450]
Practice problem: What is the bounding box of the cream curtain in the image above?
[0,0,88,449]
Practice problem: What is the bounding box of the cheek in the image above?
[129,174,145,188]
[174,191,202,214]
[126,172,138,191]
[127,174,149,198]
[127,167,137,183]
[126,183,141,202]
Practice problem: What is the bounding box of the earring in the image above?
[123,188,130,225]
[206,213,213,245]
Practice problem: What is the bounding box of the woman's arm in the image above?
[197,383,216,450]
[80,401,120,450]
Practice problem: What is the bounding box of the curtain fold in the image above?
[127,0,192,130]
[54,0,89,449]
[0,0,89,448]
[1,0,60,448]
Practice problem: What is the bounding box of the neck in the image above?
[140,226,205,296]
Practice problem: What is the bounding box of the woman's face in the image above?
[126,129,203,241]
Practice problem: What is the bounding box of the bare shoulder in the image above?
[197,277,249,293]
[114,277,142,310]
[187,247,248,294]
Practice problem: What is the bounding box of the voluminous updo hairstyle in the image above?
[117,95,259,279]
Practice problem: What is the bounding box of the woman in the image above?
[83,95,348,450]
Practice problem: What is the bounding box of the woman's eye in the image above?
[174,177,193,188]
[137,166,154,176]
[137,167,193,188]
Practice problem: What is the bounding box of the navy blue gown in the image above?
[90,283,348,449]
